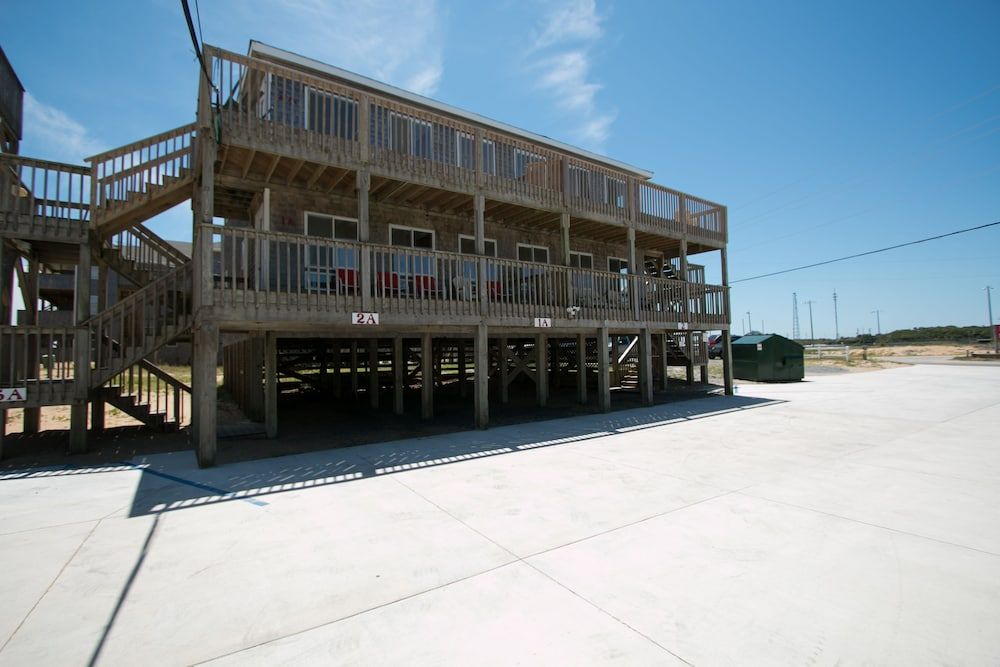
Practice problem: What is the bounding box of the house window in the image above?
[569,252,593,269]
[388,225,436,293]
[458,235,497,257]
[517,244,549,263]
[608,257,629,274]
[304,212,358,291]
[390,225,435,250]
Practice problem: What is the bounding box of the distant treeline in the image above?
[803,326,992,346]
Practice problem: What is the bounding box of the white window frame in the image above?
[458,234,497,257]
[517,243,549,264]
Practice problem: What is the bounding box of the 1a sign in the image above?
[533,317,552,328]
[0,387,28,402]
[351,312,380,326]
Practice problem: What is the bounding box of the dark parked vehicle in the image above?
[708,334,740,359]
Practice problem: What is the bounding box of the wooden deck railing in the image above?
[209,226,728,326]
[0,154,90,240]
[206,45,726,244]
[0,325,78,405]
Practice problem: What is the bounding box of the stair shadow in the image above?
[124,393,782,517]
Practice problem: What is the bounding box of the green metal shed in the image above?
[732,334,804,382]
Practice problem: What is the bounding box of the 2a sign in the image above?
[351,312,380,326]
[0,387,28,402]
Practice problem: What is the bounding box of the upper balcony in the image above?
[0,46,24,154]
[206,44,727,251]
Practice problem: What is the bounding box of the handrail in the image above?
[88,123,196,223]
[86,122,198,164]
[206,44,725,242]
[0,154,91,238]
[1,325,79,386]
[102,223,189,283]
[87,261,194,386]
[208,225,728,325]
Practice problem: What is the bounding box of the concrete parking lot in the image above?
[1,363,998,665]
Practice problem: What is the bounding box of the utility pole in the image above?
[746,311,752,334]
[805,300,816,342]
[833,290,839,341]
[872,309,882,335]
[987,286,997,354]
[792,292,800,340]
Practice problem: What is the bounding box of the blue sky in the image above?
[3,0,998,336]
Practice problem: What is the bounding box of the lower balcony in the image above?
[207,226,728,331]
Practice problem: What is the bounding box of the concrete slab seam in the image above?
[737,491,1000,559]
[389,474,701,665]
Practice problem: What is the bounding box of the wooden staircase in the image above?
[88,122,197,236]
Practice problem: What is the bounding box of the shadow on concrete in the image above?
[119,394,782,518]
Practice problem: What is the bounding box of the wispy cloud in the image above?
[527,0,616,150]
[214,0,444,96]
[22,93,102,163]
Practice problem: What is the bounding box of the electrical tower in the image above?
[792,293,800,340]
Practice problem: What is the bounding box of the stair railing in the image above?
[88,261,194,387]
[101,222,190,285]
[105,359,191,428]
[87,123,197,225]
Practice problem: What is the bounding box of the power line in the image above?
[731,220,1000,284]
[181,0,214,96]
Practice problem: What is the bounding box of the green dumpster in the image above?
[731,334,804,382]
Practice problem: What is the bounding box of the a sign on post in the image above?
[0,387,28,402]
[533,317,552,328]
[351,312,380,326]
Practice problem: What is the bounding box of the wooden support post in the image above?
[332,340,342,398]
[639,328,653,406]
[474,194,487,315]
[474,325,488,429]
[536,333,548,407]
[192,321,219,467]
[23,258,40,434]
[393,337,404,415]
[350,341,359,395]
[265,331,277,438]
[499,336,509,404]
[70,237,92,452]
[597,327,611,412]
[458,339,467,398]
[358,169,372,311]
[368,339,379,409]
[700,364,709,384]
[720,245,734,395]
[421,332,433,419]
[91,399,105,434]
[659,333,670,391]
[561,213,574,307]
[576,333,587,404]
[685,336,695,385]
[610,335,620,386]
